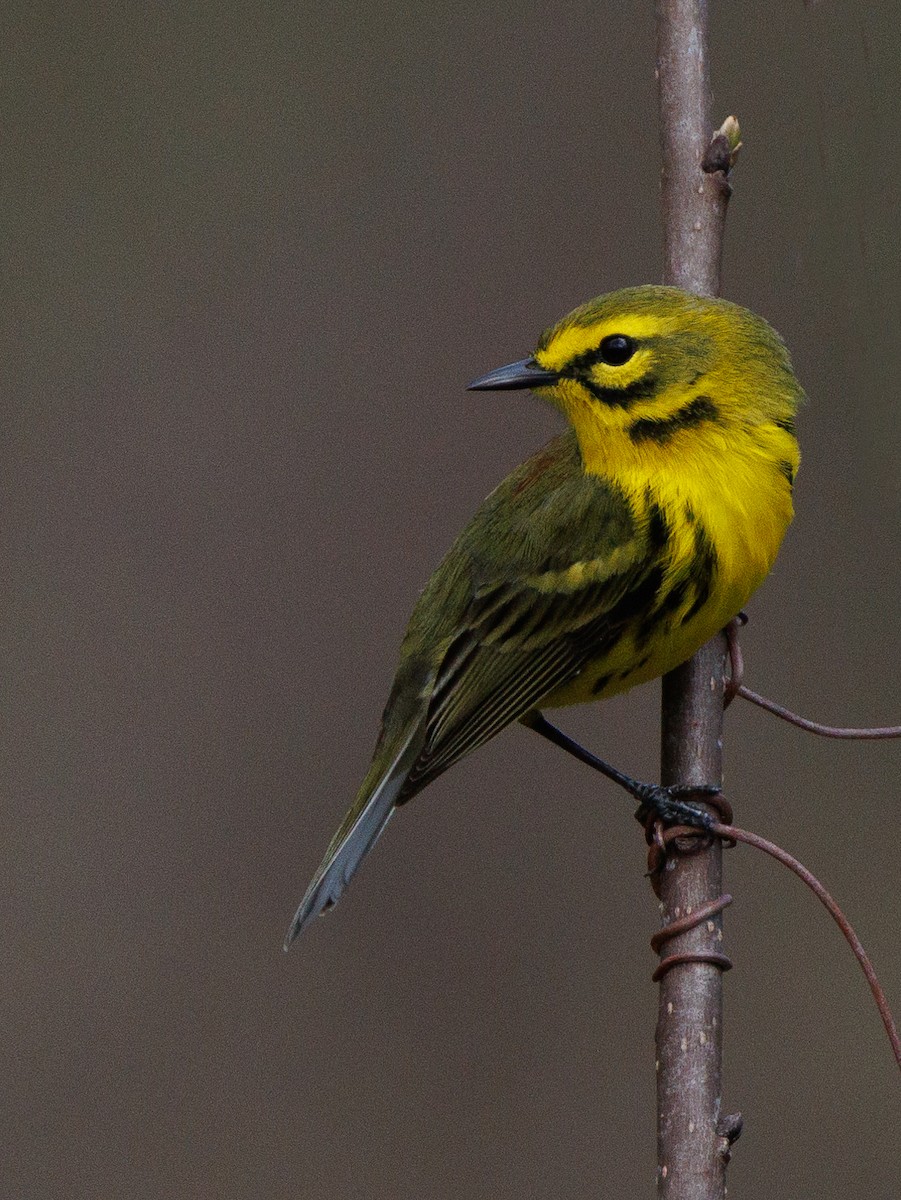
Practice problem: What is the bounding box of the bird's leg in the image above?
[521,710,720,830]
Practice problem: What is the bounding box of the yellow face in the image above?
[535,308,673,376]
[529,285,802,441]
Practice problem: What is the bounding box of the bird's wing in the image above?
[401,543,656,795]
[285,433,658,943]
[395,432,660,795]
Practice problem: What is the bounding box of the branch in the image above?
[649,819,901,1071]
[711,823,901,1069]
[736,686,901,740]
[655,3,735,1198]
[724,614,901,739]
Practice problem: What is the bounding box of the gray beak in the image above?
[466,357,558,391]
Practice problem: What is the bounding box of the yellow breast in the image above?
[544,418,797,708]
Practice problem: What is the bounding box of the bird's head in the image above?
[468,286,803,461]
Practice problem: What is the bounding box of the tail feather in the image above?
[284,724,423,948]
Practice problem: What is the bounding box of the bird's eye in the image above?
[599,335,636,366]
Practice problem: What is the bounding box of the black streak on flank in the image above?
[606,565,665,641]
[628,395,719,444]
[628,568,668,650]
[591,672,613,696]
[627,500,672,648]
[646,500,670,553]
[681,521,719,625]
[616,654,650,682]
[656,576,693,619]
[682,559,715,624]
[779,459,795,487]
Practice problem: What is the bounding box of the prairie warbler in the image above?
[286,285,802,946]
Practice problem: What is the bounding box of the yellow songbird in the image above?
[286,285,802,946]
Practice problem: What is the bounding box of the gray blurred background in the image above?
[3,2,899,1197]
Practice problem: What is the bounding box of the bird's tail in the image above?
[283,723,424,949]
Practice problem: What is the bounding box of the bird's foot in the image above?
[523,711,723,830]
[632,783,722,831]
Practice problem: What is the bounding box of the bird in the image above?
[285,285,803,947]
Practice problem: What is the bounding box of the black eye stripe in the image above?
[560,335,638,376]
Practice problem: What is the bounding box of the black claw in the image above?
[633,784,719,830]
[665,783,722,800]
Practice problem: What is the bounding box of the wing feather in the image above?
[287,433,662,939]
[401,556,653,797]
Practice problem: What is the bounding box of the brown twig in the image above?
[650,820,901,1071]
[721,623,901,1063]
[655,2,736,1196]
[736,685,901,740]
[713,822,901,1069]
[724,614,901,737]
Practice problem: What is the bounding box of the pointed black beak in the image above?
[466,357,558,391]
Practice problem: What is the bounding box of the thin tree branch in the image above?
[736,685,901,740]
[651,817,901,1070]
[655,2,734,1198]
[710,823,901,1070]
[724,614,901,738]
